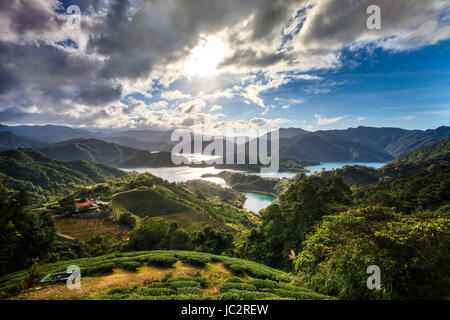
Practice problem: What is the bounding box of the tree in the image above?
[166,222,191,250]
[0,188,56,275]
[118,212,136,230]
[295,207,450,299]
[240,176,352,270]
[191,225,233,254]
[128,217,169,250]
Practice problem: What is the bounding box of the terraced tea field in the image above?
[0,251,335,300]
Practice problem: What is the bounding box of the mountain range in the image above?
[1,124,448,163]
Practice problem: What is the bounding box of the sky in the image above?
[0,0,449,135]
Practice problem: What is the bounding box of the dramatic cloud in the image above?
[0,0,448,130]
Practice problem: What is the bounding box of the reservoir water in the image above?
[122,166,232,187]
[121,161,385,213]
[243,192,277,213]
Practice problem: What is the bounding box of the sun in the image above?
[184,37,228,76]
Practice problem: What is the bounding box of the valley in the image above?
[0,124,448,301]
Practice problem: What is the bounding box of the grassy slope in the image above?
[110,186,233,232]
[0,250,334,300]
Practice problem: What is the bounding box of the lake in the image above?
[121,161,386,213]
[122,166,231,187]
[242,192,277,213]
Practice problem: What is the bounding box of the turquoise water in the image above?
[243,192,276,213]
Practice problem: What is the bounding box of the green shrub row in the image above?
[177,287,203,295]
[167,280,200,289]
[219,282,257,293]
[217,290,276,300]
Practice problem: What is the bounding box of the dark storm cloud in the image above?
[0,40,119,108]
[0,65,19,95]
[219,49,291,69]
[76,83,123,105]
[297,0,448,49]
[0,0,305,118]
[250,0,298,41]
[1,0,64,34]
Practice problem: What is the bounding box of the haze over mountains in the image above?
[0,124,449,163]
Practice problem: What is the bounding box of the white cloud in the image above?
[161,90,192,101]
[315,114,344,125]
[175,99,207,114]
[403,115,416,121]
[357,116,367,121]
[209,105,223,112]
[149,101,169,110]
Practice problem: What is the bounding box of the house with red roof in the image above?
[75,200,96,208]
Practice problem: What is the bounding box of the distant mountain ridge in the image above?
[278,131,394,162]
[316,125,450,157]
[35,139,184,168]
[0,131,48,151]
[0,124,94,143]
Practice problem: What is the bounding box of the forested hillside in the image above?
[0,149,126,204]
[36,139,182,168]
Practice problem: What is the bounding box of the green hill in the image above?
[37,139,184,168]
[110,188,226,232]
[385,126,450,157]
[311,138,450,186]
[380,138,450,180]
[0,250,334,300]
[0,148,126,204]
[390,137,450,163]
[203,171,278,194]
[63,173,257,232]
